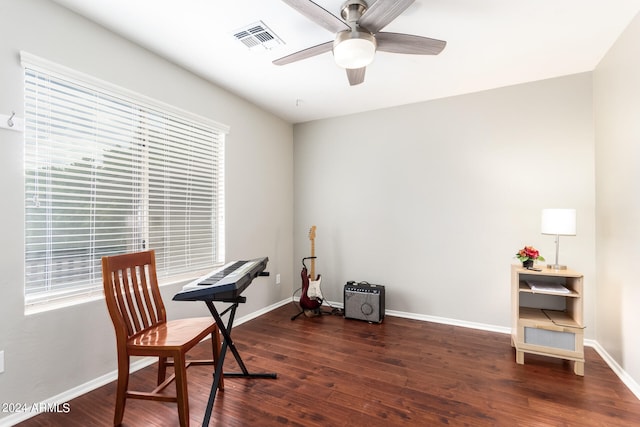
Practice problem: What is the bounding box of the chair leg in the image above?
[174,352,190,427]
[158,356,168,385]
[211,328,224,390]
[114,353,130,426]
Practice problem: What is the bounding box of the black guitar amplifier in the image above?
[343,281,385,323]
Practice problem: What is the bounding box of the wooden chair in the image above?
[102,249,223,427]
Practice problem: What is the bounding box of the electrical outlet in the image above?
[276,274,281,285]
[0,350,4,374]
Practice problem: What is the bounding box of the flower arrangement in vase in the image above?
[515,246,545,268]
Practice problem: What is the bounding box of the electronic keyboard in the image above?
[172,257,268,302]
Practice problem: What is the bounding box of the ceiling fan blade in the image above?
[281,0,349,33]
[346,67,366,86]
[273,41,333,66]
[359,0,415,33]
[376,32,446,55]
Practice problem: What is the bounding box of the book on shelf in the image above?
[526,280,570,294]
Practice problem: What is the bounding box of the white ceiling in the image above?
[50,0,640,124]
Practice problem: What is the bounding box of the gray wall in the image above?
[294,73,596,330]
[1,0,639,421]
[594,10,640,387]
[0,0,294,416]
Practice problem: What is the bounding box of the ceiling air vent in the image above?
[233,21,284,50]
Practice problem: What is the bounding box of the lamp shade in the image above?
[541,209,576,236]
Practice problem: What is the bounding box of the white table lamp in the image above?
[541,208,576,270]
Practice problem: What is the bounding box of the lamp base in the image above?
[547,264,567,270]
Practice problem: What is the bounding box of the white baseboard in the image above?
[0,357,155,427]
[0,298,293,427]
[2,299,637,426]
[389,310,640,401]
[386,308,511,335]
[587,339,640,400]
[234,298,291,326]
[331,299,640,401]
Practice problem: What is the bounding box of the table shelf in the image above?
[511,265,585,375]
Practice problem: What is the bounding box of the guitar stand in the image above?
[201,296,277,426]
[290,305,326,320]
[291,256,329,321]
[290,308,306,321]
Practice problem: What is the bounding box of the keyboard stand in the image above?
[201,296,277,426]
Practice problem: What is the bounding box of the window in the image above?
[22,52,228,310]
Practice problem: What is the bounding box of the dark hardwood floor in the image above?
[17,303,640,426]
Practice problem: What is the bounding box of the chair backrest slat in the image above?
[122,266,144,333]
[137,264,159,326]
[102,250,167,341]
[129,265,152,331]
[112,269,135,336]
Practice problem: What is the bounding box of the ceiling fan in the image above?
[273,0,447,86]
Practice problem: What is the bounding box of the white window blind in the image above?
[22,53,228,309]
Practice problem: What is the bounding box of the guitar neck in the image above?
[310,239,315,279]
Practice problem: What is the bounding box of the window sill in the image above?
[24,267,218,316]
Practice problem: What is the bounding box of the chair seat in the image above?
[128,317,217,354]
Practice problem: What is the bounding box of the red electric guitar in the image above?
[299,226,323,311]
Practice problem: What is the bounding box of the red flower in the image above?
[515,246,545,262]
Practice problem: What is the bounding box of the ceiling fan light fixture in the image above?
[333,31,376,69]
